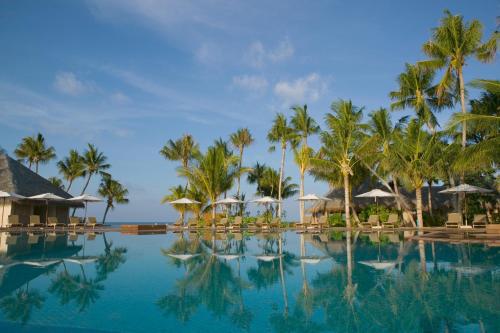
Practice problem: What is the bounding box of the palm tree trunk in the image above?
[415,186,424,229]
[66,180,73,193]
[278,235,288,315]
[72,173,93,217]
[427,180,433,218]
[35,162,39,174]
[393,176,401,211]
[28,161,32,170]
[299,171,304,223]
[211,204,216,228]
[102,204,111,224]
[278,144,286,218]
[418,239,427,273]
[236,148,243,197]
[343,173,351,228]
[458,66,466,207]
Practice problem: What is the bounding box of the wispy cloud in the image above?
[232,75,268,93]
[110,91,130,104]
[53,72,95,96]
[244,38,294,68]
[274,73,327,105]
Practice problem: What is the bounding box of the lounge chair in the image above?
[86,217,102,229]
[255,217,270,231]
[296,215,312,230]
[47,217,65,229]
[29,215,44,228]
[472,214,487,229]
[172,218,184,230]
[361,215,379,229]
[318,215,329,229]
[68,232,79,241]
[383,214,399,229]
[445,213,462,228]
[28,232,42,244]
[187,218,201,229]
[45,231,57,242]
[228,216,242,231]
[69,217,84,229]
[270,217,281,230]
[216,217,228,231]
[6,232,19,245]
[7,215,22,228]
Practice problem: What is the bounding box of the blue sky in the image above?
[0,0,498,222]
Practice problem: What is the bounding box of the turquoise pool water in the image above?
[0,230,498,332]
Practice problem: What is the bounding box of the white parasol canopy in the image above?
[439,184,493,194]
[214,197,244,204]
[68,194,103,221]
[251,196,281,204]
[28,193,66,225]
[169,198,201,205]
[297,194,332,201]
[356,189,395,198]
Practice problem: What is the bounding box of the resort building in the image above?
[0,153,81,228]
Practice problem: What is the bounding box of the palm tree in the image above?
[293,145,314,223]
[469,79,500,94]
[48,177,65,190]
[179,145,240,223]
[160,134,200,187]
[258,167,299,201]
[290,104,320,147]
[230,128,254,197]
[268,113,298,217]
[392,119,440,228]
[389,63,451,132]
[98,175,129,224]
[80,144,111,194]
[57,149,86,192]
[161,185,188,224]
[421,10,498,153]
[247,162,267,194]
[312,100,367,228]
[0,285,45,324]
[14,133,56,173]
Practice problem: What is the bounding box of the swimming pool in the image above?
[0,230,498,332]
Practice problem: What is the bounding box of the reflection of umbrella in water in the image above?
[166,253,200,261]
[63,257,98,265]
[299,256,329,265]
[215,254,241,261]
[23,260,61,268]
[439,184,493,225]
[358,260,397,270]
[254,254,282,262]
[452,265,487,275]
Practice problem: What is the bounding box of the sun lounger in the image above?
[216,217,228,231]
[187,218,200,229]
[68,232,79,241]
[383,214,399,229]
[28,232,42,244]
[296,215,312,230]
[270,217,281,230]
[86,217,102,229]
[47,217,65,229]
[472,214,487,228]
[361,215,379,229]
[7,215,22,228]
[6,232,19,245]
[171,217,184,230]
[256,217,270,231]
[228,216,242,231]
[29,215,44,228]
[69,217,84,229]
[445,213,462,228]
[318,215,329,229]
[45,231,57,242]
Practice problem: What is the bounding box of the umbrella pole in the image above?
[84,201,88,222]
[1,198,5,227]
[46,200,49,226]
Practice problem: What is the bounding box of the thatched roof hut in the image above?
[310,180,455,214]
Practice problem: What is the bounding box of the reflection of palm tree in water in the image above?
[0,281,45,324]
[96,233,127,280]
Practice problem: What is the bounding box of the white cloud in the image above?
[53,72,93,96]
[244,38,294,68]
[110,91,130,104]
[195,42,220,64]
[274,73,327,105]
[232,75,268,92]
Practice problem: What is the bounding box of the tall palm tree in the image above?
[293,145,314,223]
[247,162,267,194]
[230,128,254,197]
[161,185,188,224]
[98,175,129,224]
[57,149,86,193]
[14,133,56,173]
[389,63,451,132]
[160,134,200,187]
[312,100,367,228]
[179,145,240,223]
[71,144,111,216]
[290,104,320,147]
[267,113,298,217]
[421,10,498,153]
[392,119,440,228]
[257,167,299,201]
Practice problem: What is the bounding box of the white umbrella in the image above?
[214,197,243,217]
[0,191,25,226]
[297,194,331,201]
[169,198,201,224]
[439,184,493,225]
[358,260,397,270]
[356,189,394,213]
[252,197,281,221]
[68,194,102,221]
[167,253,200,261]
[29,193,66,225]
